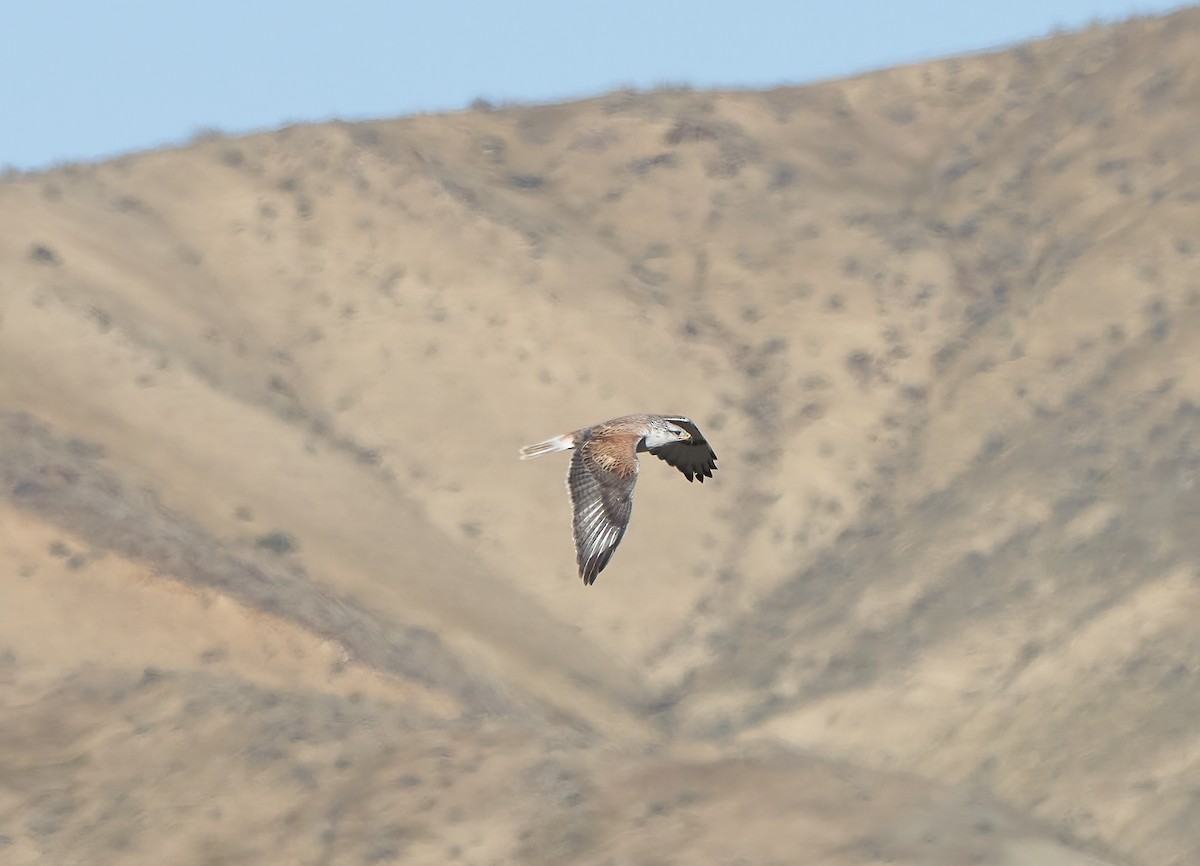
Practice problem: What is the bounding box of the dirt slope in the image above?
[3,7,1200,865]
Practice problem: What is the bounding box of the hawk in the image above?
[519,414,717,585]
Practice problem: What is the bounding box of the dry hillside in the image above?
[3,7,1200,865]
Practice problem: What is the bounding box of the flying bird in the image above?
[519,414,717,585]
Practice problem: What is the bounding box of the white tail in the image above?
[518,433,575,460]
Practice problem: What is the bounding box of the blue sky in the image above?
[3,0,1186,171]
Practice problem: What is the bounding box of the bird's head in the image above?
[641,417,694,450]
[666,422,692,441]
[648,417,696,446]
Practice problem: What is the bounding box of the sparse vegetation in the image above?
[507,173,545,190]
[663,119,717,145]
[628,153,676,174]
[255,531,297,555]
[28,243,60,266]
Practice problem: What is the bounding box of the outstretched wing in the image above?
[568,438,639,585]
[648,416,718,482]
